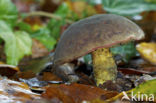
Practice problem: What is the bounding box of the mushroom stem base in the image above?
[92,48,117,86]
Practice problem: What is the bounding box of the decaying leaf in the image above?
[136,42,156,65]
[0,78,40,103]
[42,83,118,103]
[32,39,49,58]
[0,64,20,78]
[41,72,61,81]
[107,79,156,102]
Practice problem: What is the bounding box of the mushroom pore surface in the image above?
[53,14,144,66]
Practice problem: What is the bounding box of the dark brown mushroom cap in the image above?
[53,14,144,66]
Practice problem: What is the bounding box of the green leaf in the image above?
[83,54,92,65]
[145,0,156,3]
[109,79,156,101]
[0,39,2,44]
[48,19,65,39]
[110,42,137,63]
[0,20,32,65]
[48,3,78,39]
[31,28,56,51]
[132,79,156,97]
[0,0,18,27]
[102,0,156,16]
[16,22,33,33]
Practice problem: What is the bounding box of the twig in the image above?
[25,11,74,24]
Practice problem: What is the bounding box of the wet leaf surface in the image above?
[0,78,40,103]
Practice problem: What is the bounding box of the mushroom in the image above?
[53,14,144,86]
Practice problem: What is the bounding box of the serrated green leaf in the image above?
[31,28,56,51]
[102,0,156,16]
[110,42,137,63]
[0,0,18,27]
[0,20,32,65]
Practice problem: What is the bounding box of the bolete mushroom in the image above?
[53,14,144,86]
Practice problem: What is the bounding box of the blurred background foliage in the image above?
[1,0,156,65]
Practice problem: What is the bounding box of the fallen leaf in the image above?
[19,78,48,87]
[42,83,118,103]
[32,39,49,58]
[134,74,156,86]
[41,72,62,81]
[136,42,156,65]
[118,68,149,75]
[0,64,20,78]
[143,66,156,72]
[14,71,36,80]
[0,78,40,103]
[41,0,60,13]
[19,53,53,73]
[0,61,4,64]
[107,79,156,102]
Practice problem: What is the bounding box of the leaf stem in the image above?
[25,11,74,24]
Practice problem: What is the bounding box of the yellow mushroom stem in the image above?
[92,48,117,86]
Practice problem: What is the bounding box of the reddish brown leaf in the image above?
[0,64,20,78]
[42,83,118,103]
[14,71,36,80]
[41,72,62,81]
[143,67,156,72]
[118,68,149,75]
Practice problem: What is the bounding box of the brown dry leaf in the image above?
[141,11,156,22]
[136,42,156,65]
[32,39,49,58]
[41,72,62,81]
[118,68,149,75]
[13,71,36,80]
[41,0,61,13]
[42,83,118,103]
[94,4,106,14]
[143,66,156,72]
[0,64,20,78]
[77,72,95,85]
[0,78,40,103]
[0,61,4,64]
[24,17,42,27]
